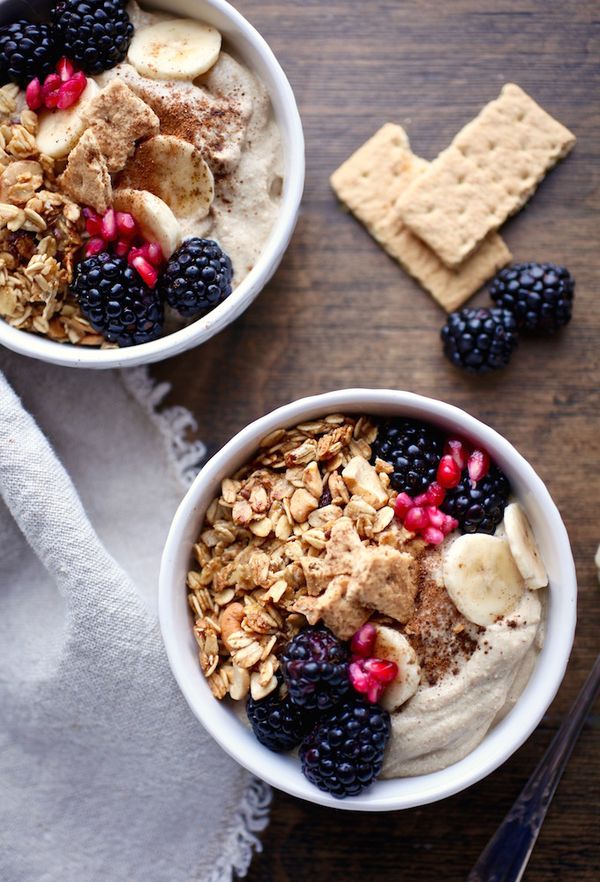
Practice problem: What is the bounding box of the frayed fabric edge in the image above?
[119,366,272,882]
[121,366,207,487]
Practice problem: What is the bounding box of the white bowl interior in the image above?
[159,390,577,811]
[0,0,304,368]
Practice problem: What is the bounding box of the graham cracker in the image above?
[395,84,576,268]
[330,123,511,311]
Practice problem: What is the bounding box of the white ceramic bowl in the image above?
[159,389,577,811]
[0,0,304,369]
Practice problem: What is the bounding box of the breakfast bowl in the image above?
[159,389,577,811]
[0,0,304,368]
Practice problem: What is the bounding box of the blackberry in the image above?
[158,238,233,318]
[490,262,575,334]
[0,20,59,86]
[72,252,163,347]
[441,463,510,534]
[280,627,350,712]
[247,677,315,752]
[52,0,133,74]
[371,418,444,496]
[299,697,391,799]
[441,307,518,374]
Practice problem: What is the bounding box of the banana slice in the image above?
[373,625,421,713]
[504,503,548,590]
[118,135,214,219]
[35,79,100,159]
[128,19,222,81]
[112,189,182,259]
[444,534,525,627]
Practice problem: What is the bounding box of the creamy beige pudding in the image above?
[186,413,549,798]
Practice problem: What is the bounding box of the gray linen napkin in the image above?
[0,352,270,882]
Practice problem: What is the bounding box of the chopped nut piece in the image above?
[289,488,319,523]
[342,456,389,509]
[229,665,250,700]
[302,461,323,499]
[219,603,245,650]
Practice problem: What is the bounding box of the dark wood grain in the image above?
[153,1,600,878]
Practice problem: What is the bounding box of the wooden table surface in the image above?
[155,1,600,878]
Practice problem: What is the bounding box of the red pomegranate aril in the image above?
[101,208,117,242]
[42,73,62,109]
[394,492,414,520]
[145,242,164,266]
[441,514,459,536]
[422,525,445,545]
[349,661,370,695]
[83,208,103,237]
[367,681,384,703]
[114,239,130,257]
[425,481,446,506]
[351,622,377,659]
[85,236,106,257]
[363,658,398,684]
[115,211,138,239]
[437,454,462,489]
[131,255,158,288]
[56,56,76,82]
[426,506,445,529]
[25,78,43,111]
[413,492,429,506]
[57,71,87,110]
[444,438,470,470]
[404,506,430,532]
[468,449,490,484]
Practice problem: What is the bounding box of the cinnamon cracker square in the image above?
[330,123,511,311]
[395,84,576,268]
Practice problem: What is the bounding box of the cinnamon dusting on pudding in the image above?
[404,554,481,685]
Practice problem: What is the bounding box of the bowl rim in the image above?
[159,389,577,811]
[0,0,305,369]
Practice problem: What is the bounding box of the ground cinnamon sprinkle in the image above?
[403,555,481,685]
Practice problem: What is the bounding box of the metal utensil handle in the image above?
[468,653,600,882]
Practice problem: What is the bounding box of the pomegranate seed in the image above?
[404,506,430,532]
[367,681,384,703]
[25,78,43,111]
[57,71,87,110]
[364,658,398,684]
[468,449,490,485]
[116,211,138,239]
[127,246,142,266]
[437,454,462,489]
[413,492,429,506]
[422,526,445,545]
[114,239,131,257]
[394,492,414,520]
[83,208,103,237]
[425,482,446,506]
[351,623,377,659]
[349,661,370,695]
[56,56,75,82]
[42,73,62,109]
[444,438,470,470]
[440,514,459,536]
[145,242,164,266]
[85,236,106,257]
[426,506,445,529]
[131,255,158,288]
[101,208,117,242]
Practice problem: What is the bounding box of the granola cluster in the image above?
[0,84,104,345]
[188,414,425,702]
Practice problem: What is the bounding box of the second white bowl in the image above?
[159,389,577,810]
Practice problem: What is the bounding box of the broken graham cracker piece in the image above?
[331,123,511,311]
[347,545,418,623]
[299,517,363,596]
[58,129,111,214]
[396,84,576,268]
[83,80,160,173]
[313,575,371,640]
